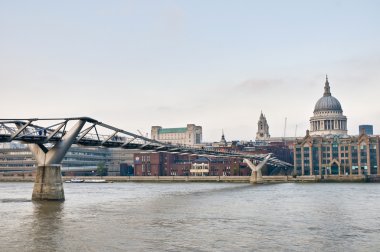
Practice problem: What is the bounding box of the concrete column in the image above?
[32,165,64,201]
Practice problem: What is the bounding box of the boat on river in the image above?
[65,178,84,183]
[84,179,107,183]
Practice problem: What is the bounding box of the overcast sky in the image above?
[1,0,379,141]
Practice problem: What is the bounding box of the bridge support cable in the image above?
[77,124,96,142]
[101,130,119,145]
[45,121,67,142]
[10,121,33,140]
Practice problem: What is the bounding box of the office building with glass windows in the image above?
[294,131,379,176]
[359,125,374,135]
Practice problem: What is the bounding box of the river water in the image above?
[1,182,380,251]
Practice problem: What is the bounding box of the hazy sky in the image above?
[1,0,379,141]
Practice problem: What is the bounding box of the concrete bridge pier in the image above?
[20,120,87,201]
[32,165,64,201]
[250,170,263,184]
[244,154,271,184]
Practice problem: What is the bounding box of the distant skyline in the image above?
[1,0,379,141]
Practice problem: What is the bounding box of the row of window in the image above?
[297,144,377,153]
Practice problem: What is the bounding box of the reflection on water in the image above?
[1,199,31,203]
[30,202,64,252]
[1,182,380,251]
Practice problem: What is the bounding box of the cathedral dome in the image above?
[313,76,343,113]
[314,95,342,112]
[309,76,347,136]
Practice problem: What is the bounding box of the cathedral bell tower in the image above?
[256,111,270,141]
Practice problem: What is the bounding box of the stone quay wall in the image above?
[0,174,376,183]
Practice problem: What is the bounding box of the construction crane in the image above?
[283,117,287,139]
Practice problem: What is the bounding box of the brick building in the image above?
[133,152,250,176]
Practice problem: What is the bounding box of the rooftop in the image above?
[158,128,187,134]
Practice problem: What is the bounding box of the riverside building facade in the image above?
[294,77,380,176]
[133,152,250,176]
[0,143,135,176]
[294,131,379,176]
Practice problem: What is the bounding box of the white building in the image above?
[151,124,202,146]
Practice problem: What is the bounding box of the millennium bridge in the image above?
[0,117,292,201]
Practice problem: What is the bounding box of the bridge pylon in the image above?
[244,154,271,184]
[21,120,86,201]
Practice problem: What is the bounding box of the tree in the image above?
[96,162,108,176]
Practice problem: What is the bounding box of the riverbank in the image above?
[1,175,380,183]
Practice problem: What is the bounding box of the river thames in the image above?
[1,182,380,251]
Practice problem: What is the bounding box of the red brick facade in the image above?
[133,152,251,176]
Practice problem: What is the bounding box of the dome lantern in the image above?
[324,75,331,97]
